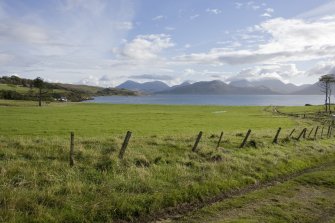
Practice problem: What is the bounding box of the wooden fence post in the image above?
[331,127,334,137]
[307,127,314,138]
[329,126,333,138]
[118,131,132,159]
[327,126,331,138]
[240,129,251,148]
[321,126,324,138]
[69,132,74,167]
[273,127,281,144]
[289,128,295,138]
[216,131,223,149]
[302,128,307,139]
[192,131,203,152]
[314,126,319,140]
[297,128,307,141]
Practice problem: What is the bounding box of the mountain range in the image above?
[116,78,322,95]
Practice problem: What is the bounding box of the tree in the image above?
[33,77,45,107]
[318,74,335,113]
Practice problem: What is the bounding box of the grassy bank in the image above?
[0,101,334,222]
[177,162,335,223]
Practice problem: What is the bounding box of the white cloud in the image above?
[227,63,302,82]
[119,34,174,60]
[235,1,265,11]
[176,16,335,65]
[190,14,200,20]
[265,8,274,13]
[206,8,222,15]
[305,59,335,76]
[259,17,335,53]
[261,13,272,18]
[235,2,243,9]
[298,1,335,19]
[0,21,50,44]
[78,75,115,87]
[78,75,101,86]
[184,68,196,75]
[0,0,136,82]
[261,8,274,18]
[152,15,166,21]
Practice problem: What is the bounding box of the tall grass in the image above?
[1,132,335,222]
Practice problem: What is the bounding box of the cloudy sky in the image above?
[1,0,335,87]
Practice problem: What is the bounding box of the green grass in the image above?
[0,83,37,93]
[0,101,334,222]
[55,83,103,94]
[0,102,298,136]
[0,83,68,94]
[178,163,335,223]
[277,105,325,114]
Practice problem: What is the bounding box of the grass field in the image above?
[0,100,298,136]
[0,84,37,93]
[0,83,66,94]
[0,100,334,222]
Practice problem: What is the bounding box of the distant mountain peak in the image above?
[115,78,317,95]
[157,79,276,95]
[116,80,170,93]
[229,78,311,94]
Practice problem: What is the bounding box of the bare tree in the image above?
[319,74,335,113]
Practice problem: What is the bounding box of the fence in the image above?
[67,124,334,167]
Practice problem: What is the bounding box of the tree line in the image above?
[0,75,138,106]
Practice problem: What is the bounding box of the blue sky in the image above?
[1,0,335,86]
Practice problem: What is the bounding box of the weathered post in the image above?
[314,126,319,140]
[273,127,281,144]
[302,128,307,139]
[307,127,314,138]
[297,128,307,141]
[240,129,251,148]
[69,132,74,167]
[118,131,132,159]
[289,128,295,138]
[192,131,203,152]
[321,126,324,138]
[327,126,331,138]
[329,126,333,138]
[216,131,224,149]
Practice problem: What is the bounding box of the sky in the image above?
[1,0,335,87]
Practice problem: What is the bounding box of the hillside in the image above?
[158,80,277,95]
[116,78,320,95]
[229,78,311,94]
[116,80,170,93]
[0,76,138,102]
[291,83,323,95]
